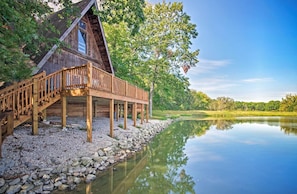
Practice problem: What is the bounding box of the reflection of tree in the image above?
[280,117,297,135]
[209,119,235,130]
[127,121,211,194]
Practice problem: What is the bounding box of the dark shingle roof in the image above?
[32,0,114,74]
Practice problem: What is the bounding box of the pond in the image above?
[60,117,297,194]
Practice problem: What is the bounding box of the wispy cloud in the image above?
[242,77,274,83]
[190,77,238,93]
[189,58,231,75]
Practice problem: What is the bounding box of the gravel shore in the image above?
[0,117,172,193]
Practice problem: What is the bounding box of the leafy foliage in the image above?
[0,0,74,83]
[96,0,145,35]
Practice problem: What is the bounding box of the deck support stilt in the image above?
[133,103,137,127]
[141,104,144,124]
[32,78,38,135]
[86,62,93,142]
[61,96,67,128]
[110,99,114,137]
[86,95,92,142]
[124,101,128,129]
[146,104,149,123]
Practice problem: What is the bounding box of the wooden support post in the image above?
[110,99,114,137]
[133,103,137,127]
[42,109,47,121]
[7,111,14,135]
[61,68,67,128]
[146,104,149,123]
[86,62,93,142]
[141,104,144,124]
[124,101,128,129]
[32,78,38,135]
[94,100,98,117]
[86,95,92,142]
[61,96,67,128]
[116,103,119,121]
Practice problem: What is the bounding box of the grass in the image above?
[152,110,297,120]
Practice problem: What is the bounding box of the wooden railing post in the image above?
[125,81,128,97]
[87,62,92,89]
[111,75,114,94]
[32,77,38,135]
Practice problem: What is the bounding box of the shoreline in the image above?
[0,117,173,193]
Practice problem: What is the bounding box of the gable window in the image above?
[78,20,87,54]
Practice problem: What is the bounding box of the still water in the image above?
[64,117,297,194]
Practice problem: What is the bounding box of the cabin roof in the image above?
[32,0,114,75]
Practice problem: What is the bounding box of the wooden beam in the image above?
[115,103,119,121]
[110,99,114,137]
[124,101,128,129]
[133,103,137,127]
[32,78,38,135]
[141,104,144,124]
[146,104,149,123]
[61,96,67,128]
[86,95,92,142]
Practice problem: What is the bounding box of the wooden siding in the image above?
[38,14,108,75]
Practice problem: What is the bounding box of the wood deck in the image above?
[0,63,149,157]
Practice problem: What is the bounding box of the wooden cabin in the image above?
[0,0,149,156]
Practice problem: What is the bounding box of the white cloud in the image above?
[188,58,231,75]
[242,77,274,83]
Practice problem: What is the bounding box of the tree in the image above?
[0,0,75,83]
[280,94,297,112]
[136,2,199,116]
[265,100,280,111]
[96,0,145,35]
[190,90,211,110]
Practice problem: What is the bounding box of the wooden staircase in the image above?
[0,70,63,156]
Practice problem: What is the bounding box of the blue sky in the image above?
[149,0,297,102]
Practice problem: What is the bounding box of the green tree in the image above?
[136,2,199,116]
[97,0,145,35]
[0,0,75,83]
[190,90,211,110]
[265,100,280,111]
[280,94,297,112]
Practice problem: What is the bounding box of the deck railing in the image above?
[0,63,148,124]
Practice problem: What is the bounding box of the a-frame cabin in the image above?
[0,0,149,156]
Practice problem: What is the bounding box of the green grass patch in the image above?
[152,110,297,120]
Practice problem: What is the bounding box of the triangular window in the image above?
[78,21,87,54]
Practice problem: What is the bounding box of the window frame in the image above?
[78,20,87,54]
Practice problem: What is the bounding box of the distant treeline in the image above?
[169,91,297,112]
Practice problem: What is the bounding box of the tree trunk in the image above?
[149,81,154,117]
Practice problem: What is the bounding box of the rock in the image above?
[32,185,43,193]
[43,182,54,191]
[98,150,105,156]
[8,178,20,186]
[54,181,62,187]
[21,184,34,192]
[85,174,96,183]
[0,184,8,193]
[74,177,81,184]
[58,184,68,191]
[21,175,29,184]
[6,184,22,194]
[71,161,80,167]
[81,157,92,166]
[0,178,5,187]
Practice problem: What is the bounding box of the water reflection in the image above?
[68,117,297,194]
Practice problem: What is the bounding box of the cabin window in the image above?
[78,21,87,54]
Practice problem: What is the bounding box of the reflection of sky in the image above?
[184,123,297,194]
